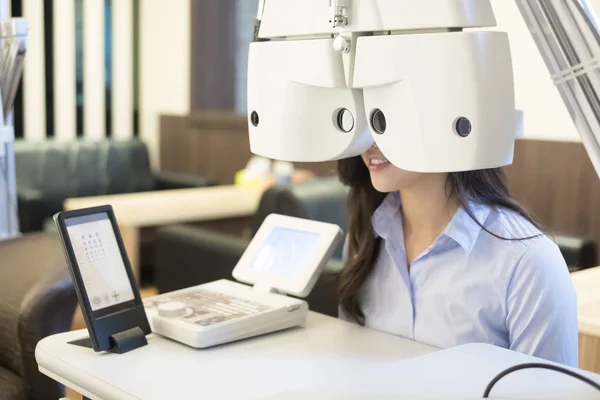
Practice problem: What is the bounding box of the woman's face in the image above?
[361,144,424,193]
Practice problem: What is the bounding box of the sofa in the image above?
[0,232,78,400]
[14,139,216,233]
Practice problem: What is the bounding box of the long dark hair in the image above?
[337,156,541,326]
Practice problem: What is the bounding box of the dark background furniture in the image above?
[14,138,216,234]
[155,177,348,317]
[0,232,77,400]
[556,235,598,273]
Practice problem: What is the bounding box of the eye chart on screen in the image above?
[65,213,135,311]
[250,226,320,278]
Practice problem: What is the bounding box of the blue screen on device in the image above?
[250,226,320,278]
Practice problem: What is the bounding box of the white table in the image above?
[571,267,600,373]
[36,312,600,400]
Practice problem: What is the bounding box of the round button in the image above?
[333,36,350,53]
[250,111,259,127]
[157,301,187,318]
[455,117,472,137]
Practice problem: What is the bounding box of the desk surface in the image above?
[63,185,264,227]
[36,312,435,400]
[571,268,600,336]
[36,312,600,400]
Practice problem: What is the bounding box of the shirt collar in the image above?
[441,201,492,254]
[372,192,402,240]
[372,192,492,254]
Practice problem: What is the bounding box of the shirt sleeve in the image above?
[506,241,578,367]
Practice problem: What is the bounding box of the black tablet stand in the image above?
[68,326,148,354]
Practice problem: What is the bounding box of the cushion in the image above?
[103,140,154,194]
[0,233,66,377]
[0,366,25,400]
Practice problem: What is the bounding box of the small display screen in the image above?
[250,226,320,278]
[65,213,135,311]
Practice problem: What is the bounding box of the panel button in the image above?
[157,302,188,318]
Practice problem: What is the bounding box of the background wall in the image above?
[189,0,235,112]
[139,0,191,168]
[15,0,192,169]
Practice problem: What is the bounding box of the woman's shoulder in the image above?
[484,206,544,243]
[480,206,568,274]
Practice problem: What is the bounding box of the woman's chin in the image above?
[370,176,398,193]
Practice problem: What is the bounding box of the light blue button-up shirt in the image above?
[341,192,578,366]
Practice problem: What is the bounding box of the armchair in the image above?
[0,232,77,400]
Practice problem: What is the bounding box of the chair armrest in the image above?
[19,269,77,400]
[153,171,217,191]
[17,188,46,232]
[304,258,342,318]
[0,232,77,400]
[554,235,597,271]
[154,224,249,294]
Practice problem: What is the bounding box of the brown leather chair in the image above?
[0,232,77,400]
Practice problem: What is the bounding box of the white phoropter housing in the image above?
[247,0,600,180]
[248,0,521,171]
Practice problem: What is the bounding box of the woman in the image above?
[337,143,578,366]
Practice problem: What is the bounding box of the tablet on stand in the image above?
[54,205,151,354]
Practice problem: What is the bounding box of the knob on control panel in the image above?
[157,302,187,318]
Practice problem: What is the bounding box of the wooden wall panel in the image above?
[187,111,250,184]
[160,112,337,184]
[505,139,600,246]
[159,115,192,174]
